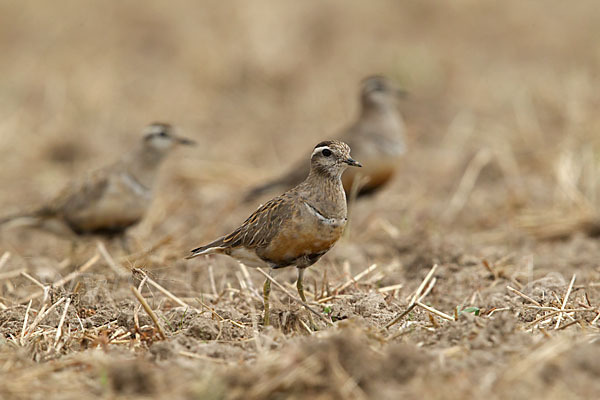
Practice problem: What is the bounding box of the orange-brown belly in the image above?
[260,220,345,266]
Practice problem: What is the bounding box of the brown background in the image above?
[1,1,600,399]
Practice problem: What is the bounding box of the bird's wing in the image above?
[188,193,298,257]
[0,167,111,224]
[50,168,112,217]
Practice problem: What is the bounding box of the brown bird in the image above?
[186,140,362,327]
[245,75,405,202]
[0,123,194,238]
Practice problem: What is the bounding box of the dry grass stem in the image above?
[20,271,46,290]
[0,268,25,280]
[507,286,543,307]
[19,299,32,345]
[24,302,48,336]
[410,264,438,304]
[54,296,72,348]
[487,307,511,317]
[386,264,439,329]
[25,297,66,338]
[377,283,404,293]
[208,264,218,297]
[97,241,128,276]
[256,267,333,326]
[139,271,201,313]
[555,274,576,329]
[299,319,314,335]
[556,319,582,331]
[0,251,10,270]
[443,148,493,222]
[18,252,100,303]
[133,304,141,338]
[238,263,256,292]
[131,286,167,340]
[415,301,456,321]
[517,211,600,240]
[334,263,378,293]
[317,263,382,303]
[194,297,245,329]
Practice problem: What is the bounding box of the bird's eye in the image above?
[322,149,332,157]
[158,131,167,137]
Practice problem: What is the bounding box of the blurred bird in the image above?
[245,75,406,202]
[187,140,361,327]
[0,123,195,238]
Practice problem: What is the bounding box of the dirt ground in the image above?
[1,1,600,399]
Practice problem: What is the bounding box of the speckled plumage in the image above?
[245,76,406,201]
[187,140,361,327]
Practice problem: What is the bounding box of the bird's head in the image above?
[142,123,195,154]
[310,140,361,178]
[360,75,406,108]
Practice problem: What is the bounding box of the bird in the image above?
[0,122,195,239]
[244,75,405,202]
[186,140,362,328]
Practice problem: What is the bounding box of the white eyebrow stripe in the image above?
[311,146,331,157]
[145,125,165,135]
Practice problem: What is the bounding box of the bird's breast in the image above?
[63,175,151,233]
[258,203,346,266]
[119,172,152,200]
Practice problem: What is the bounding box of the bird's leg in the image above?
[297,268,316,330]
[263,269,273,326]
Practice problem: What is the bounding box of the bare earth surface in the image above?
[1,1,600,399]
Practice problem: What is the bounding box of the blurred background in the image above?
[0,0,599,260]
[2,2,600,398]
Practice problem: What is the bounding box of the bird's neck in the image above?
[361,98,398,119]
[302,168,347,218]
[119,146,166,189]
[358,98,405,155]
[308,164,344,181]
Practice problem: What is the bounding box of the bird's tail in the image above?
[185,238,227,259]
[0,207,55,228]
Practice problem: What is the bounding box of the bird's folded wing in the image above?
[51,169,111,215]
[223,193,298,249]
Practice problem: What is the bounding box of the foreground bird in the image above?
[0,123,194,238]
[187,140,361,327]
[245,75,405,202]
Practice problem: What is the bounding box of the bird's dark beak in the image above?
[176,136,196,146]
[345,158,362,167]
